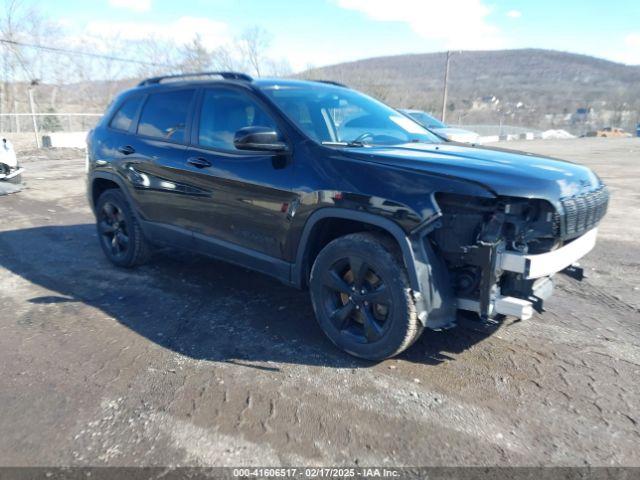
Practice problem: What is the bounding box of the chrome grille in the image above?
[554,186,609,239]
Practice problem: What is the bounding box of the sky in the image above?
[31,0,640,70]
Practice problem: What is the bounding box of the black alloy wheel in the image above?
[95,189,151,267]
[98,201,130,260]
[310,232,424,360]
[320,255,392,344]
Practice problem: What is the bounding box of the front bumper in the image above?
[457,228,598,320]
[0,166,24,180]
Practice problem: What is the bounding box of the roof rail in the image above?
[138,71,253,87]
[313,80,348,88]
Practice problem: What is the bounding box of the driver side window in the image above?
[198,89,279,150]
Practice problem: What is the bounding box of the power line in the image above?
[0,38,174,68]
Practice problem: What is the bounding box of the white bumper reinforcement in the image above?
[457,296,534,320]
[498,228,598,279]
[456,229,598,320]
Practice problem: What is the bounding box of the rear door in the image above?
[123,88,199,241]
[184,86,299,269]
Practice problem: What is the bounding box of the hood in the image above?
[344,142,601,206]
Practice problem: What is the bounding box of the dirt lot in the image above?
[0,138,639,467]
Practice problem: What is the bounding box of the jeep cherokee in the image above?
[86,72,608,360]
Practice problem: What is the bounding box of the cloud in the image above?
[85,16,231,49]
[617,33,640,64]
[108,0,152,12]
[506,10,522,18]
[335,0,505,49]
[625,33,640,48]
[600,33,640,65]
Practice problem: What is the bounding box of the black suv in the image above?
[87,72,608,360]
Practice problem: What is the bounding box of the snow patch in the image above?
[542,129,576,140]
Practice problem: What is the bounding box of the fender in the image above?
[88,170,138,216]
[292,208,421,289]
[291,208,456,328]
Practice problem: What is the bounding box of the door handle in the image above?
[118,145,135,155]
[187,156,212,168]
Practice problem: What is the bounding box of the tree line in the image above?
[0,0,292,131]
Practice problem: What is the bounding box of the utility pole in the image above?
[0,88,3,133]
[441,50,451,123]
[14,100,20,133]
[28,80,40,149]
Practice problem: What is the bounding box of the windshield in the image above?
[260,84,442,146]
[405,111,446,129]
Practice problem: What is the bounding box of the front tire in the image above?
[309,232,423,361]
[95,189,151,268]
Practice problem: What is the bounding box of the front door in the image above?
[184,87,298,269]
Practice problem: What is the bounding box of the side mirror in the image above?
[234,126,288,152]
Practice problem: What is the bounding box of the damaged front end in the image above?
[429,188,608,322]
[0,138,24,183]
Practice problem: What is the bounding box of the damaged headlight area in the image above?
[429,192,602,321]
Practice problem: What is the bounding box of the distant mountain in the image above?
[301,49,640,133]
[2,49,638,136]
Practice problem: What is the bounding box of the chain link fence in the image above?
[450,124,544,137]
[0,113,103,150]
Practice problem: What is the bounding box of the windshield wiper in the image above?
[321,140,366,147]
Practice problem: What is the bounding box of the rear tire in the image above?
[95,189,152,268]
[309,232,423,361]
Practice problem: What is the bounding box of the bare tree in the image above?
[263,57,292,77]
[133,36,180,78]
[0,0,63,130]
[238,26,271,77]
[211,44,241,71]
[1,0,31,129]
[298,64,319,80]
[365,84,392,103]
[0,10,294,132]
[179,34,211,73]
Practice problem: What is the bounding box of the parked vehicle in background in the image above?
[86,72,608,360]
[585,127,632,138]
[399,109,481,143]
[0,138,23,184]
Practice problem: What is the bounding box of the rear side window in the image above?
[109,96,142,132]
[137,89,195,142]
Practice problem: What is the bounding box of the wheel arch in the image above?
[89,172,135,214]
[292,208,421,291]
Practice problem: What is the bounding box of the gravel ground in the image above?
[0,138,638,467]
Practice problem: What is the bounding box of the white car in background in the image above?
[0,138,23,184]
[399,109,481,144]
